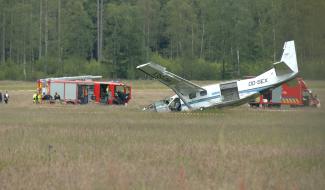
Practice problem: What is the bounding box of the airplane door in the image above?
[220,82,240,102]
[272,86,282,103]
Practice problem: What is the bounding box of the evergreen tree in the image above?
[0,0,324,80]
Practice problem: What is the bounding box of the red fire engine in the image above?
[37,76,131,105]
[250,77,320,108]
[93,81,131,105]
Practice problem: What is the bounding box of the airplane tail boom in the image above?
[274,41,298,76]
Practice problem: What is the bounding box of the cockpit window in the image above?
[200,90,207,96]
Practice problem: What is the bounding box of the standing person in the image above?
[33,92,37,103]
[38,93,42,104]
[105,86,109,103]
[0,92,2,103]
[4,90,9,104]
[84,87,88,104]
[33,92,40,104]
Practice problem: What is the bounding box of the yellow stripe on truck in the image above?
[282,98,287,104]
[282,98,301,104]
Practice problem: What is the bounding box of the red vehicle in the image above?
[37,79,94,104]
[93,81,131,105]
[250,77,320,108]
[37,76,131,105]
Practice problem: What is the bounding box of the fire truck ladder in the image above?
[44,75,102,81]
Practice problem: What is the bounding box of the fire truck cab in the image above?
[93,82,131,105]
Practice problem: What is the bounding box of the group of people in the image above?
[114,90,128,105]
[100,86,128,105]
[0,91,9,104]
[33,92,61,104]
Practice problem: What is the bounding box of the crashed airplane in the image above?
[137,41,299,112]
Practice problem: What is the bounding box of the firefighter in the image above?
[115,90,126,105]
[33,92,38,103]
[4,90,9,104]
[37,93,42,104]
[106,85,112,104]
[106,86,110,103]
[84,87,88,104]
[106,86,109,95]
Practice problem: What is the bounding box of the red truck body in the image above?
[250,77,320,107]
[37,77,131,105]
[93,81,131,105]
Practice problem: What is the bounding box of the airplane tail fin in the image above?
[274,41,298,76]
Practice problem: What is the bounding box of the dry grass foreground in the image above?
[0,80,324,190]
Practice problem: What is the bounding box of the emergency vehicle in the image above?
[249,77,320,108]
[37,76,131,105]
[93,81,131,105]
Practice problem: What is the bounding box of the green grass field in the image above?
[0,80,324,189]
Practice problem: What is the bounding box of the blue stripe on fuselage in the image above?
[188,95,220,105]
[183,85,272,106]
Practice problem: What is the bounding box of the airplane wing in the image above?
[137,62,206,108]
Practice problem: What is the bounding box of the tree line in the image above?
[0,0,324,80]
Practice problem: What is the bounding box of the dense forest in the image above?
[0,0,324,80]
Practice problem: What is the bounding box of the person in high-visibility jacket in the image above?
[37,93,42,104]
[33,92,38,103]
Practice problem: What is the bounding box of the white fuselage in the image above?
[141,41,298,112]
[170,68,297,111]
